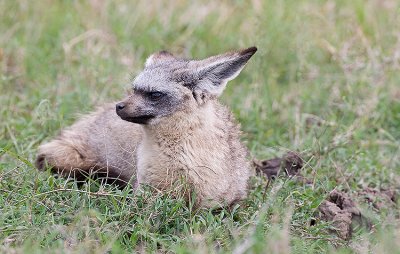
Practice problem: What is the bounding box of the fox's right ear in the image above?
[185,47,257,104]
[145,51,175,67]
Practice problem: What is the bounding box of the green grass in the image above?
[1,0,399,253]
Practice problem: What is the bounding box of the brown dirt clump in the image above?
[318,190,362,240]
[254,152,398,240]
[358,187,397,210]
[254,152,306,181]
[318,187,398,240]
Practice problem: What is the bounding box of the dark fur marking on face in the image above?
[120,115,155,124]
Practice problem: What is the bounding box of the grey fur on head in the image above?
[136,47,257,97]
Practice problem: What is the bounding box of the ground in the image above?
[1,0,399,253]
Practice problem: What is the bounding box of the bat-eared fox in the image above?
[36,47,257,208]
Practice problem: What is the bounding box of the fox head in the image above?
[116,47,257,125]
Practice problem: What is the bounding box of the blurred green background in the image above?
[1,1,399,253]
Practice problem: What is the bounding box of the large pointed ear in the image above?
[145,50,176,67]
[187,47,257,101]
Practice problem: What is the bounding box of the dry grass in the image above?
[1,0,399,253]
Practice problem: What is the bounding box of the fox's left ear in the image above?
[145,50,175,67]
[187,47,257,101]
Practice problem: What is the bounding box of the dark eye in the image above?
[148,91,164,100]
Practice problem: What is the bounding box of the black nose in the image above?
[116,102,125,111]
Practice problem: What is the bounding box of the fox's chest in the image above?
[135,138,225,188]
[136,139,182,185]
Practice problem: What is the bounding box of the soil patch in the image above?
[358,187,397,210]
[254,152,398,240]
[318,190,362,240]
[318,188,397,240]
[254,152,308,182]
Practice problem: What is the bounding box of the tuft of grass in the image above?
[1,0,399,253]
